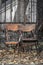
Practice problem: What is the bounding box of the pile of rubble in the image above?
[0,49,43,64]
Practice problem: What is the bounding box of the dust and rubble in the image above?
[0,49,43,64]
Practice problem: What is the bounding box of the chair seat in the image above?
[5,41,18,45]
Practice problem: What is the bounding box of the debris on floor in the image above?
[0,49,43,64]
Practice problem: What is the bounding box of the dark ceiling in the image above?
[2,0,8,3]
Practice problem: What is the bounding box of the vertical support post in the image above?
[31,0,32,22]
[0,0,2,22]
[5,0,6,22]
[10,0,12,22]
[23,0,25,23]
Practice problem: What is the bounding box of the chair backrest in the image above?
[5,24,19,31]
